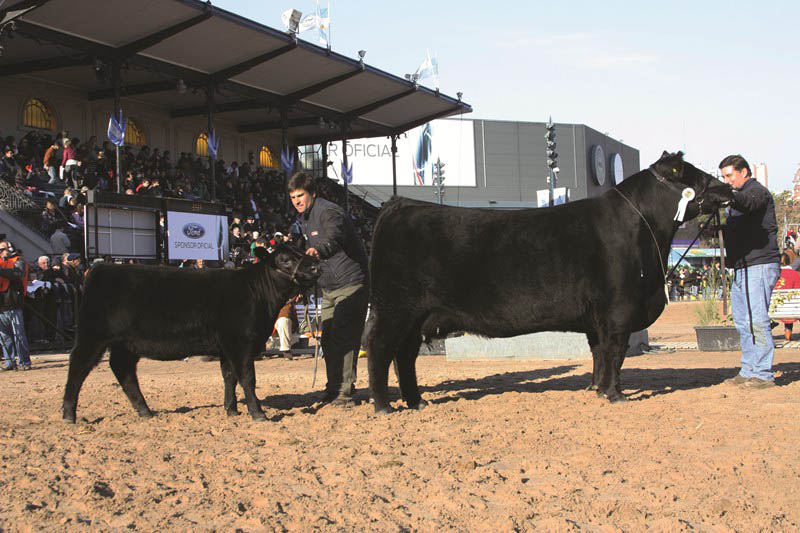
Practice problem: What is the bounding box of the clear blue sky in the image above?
[214,0,799,192]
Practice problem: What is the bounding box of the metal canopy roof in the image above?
[0,0,472,145]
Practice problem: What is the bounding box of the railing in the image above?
[0,178,39,214]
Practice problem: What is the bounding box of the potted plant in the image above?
[693,260,740,351]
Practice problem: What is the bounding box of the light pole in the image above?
[545,117,558,206]
[432,158,445,205]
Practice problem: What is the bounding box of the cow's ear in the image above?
[675,151,684,159]
[661,150,671,159]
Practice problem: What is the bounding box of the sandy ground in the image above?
[2,302,799,531]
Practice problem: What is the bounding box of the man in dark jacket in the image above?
[720,154,780,388]
[0,241,31,371]
[289,172,368,405]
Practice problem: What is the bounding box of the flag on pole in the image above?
[414,49,440,90]
[107,112,127,147]
[208,129,220,160]
[298,13,317,32]
[281,146,295,174]
[317,1,330,47]
[341,161,353,184]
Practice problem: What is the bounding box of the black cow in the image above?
[62,245,320,423]
[365,151,734,412]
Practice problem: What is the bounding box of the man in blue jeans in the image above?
[720,155,780,388]
[0,241,31,371]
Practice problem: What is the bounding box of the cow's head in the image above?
[270,243,321,287]
[650,151,734,217]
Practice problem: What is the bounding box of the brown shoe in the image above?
[724,374,747,385]
[741,378,776,389]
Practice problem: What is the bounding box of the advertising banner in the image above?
[325,119,476,187]
[166,211,228,261]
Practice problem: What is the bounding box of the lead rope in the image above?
[311,286,321,388]
[612,188,671,303]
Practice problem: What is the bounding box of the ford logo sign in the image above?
[182,223,205,239]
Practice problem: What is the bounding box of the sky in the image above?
[213,0,799,192]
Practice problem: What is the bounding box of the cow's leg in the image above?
[597,332,629,403]
[395,331,426,410]
[62,338,107,423]
[366,311,408,414]
[223,343,266,421]
[108,345,153,418]
[219,357,239,416]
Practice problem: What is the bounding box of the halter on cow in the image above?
[365,151,734,413]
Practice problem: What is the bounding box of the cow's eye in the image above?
[672,168,677,173]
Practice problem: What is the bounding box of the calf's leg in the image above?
[222,342,266,421]
[109,345,153,418]
[62,338,107,423]
[219,357,239,416]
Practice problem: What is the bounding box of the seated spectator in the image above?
[58,187,74,210]
[775,252,800,341]
[70,204,84,228]
[0,145,20,185]
[41,200,60,236]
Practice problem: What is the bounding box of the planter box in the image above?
[694,325,740,352]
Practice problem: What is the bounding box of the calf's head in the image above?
[650,151,735,218]
[270,244,321,287]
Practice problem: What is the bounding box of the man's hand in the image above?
[306,247,320,259]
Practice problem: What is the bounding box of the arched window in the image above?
[126,118,146,146]
[22,98,56,131]
[195,133,209,157]
[259,145,277,168]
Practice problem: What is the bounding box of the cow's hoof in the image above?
[138,410,154,418]
[226,409,240,417]
[373,403,395,414]
[250,413,268,422]
[585,383,598,391]
[63,415,76,424]
[607,392,628,404]
[406,398,428,410]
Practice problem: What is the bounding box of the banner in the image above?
[325,119,475,187]
[167,211,229,261]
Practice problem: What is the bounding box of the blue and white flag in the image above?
[281,146,295,174]
[107,112,127,147]
[414,49,439,90]
[316,1,330,47]
[208,129,220,160]
[341,161,353,184]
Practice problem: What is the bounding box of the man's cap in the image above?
[66,252,81,261]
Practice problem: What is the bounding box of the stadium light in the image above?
[545,117,558,206]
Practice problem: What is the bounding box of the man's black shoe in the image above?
[0,364,17,372]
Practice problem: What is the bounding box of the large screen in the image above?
[325,118,476,187]
[166,211,229,261]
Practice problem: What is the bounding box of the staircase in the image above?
[0,179,68,259]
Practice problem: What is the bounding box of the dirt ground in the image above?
[2,302,799,531]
